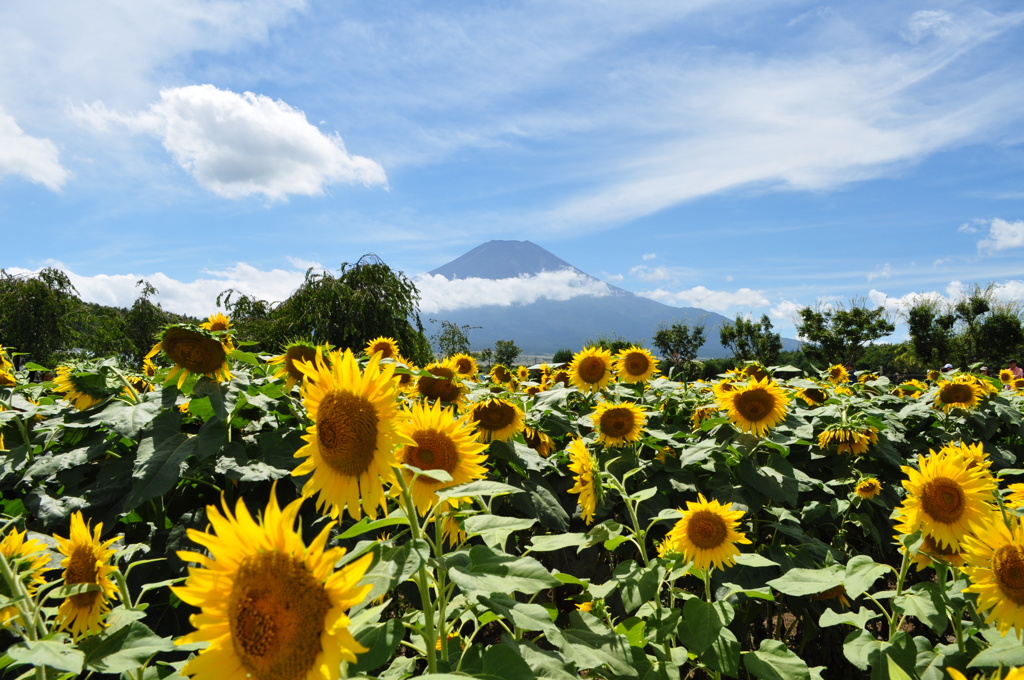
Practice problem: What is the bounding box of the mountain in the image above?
[423,240,797,358]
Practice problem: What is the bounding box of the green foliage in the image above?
[718,313,783,365]
[0,268,81,368]
[493,339,521,367]
[652,321,707,380]
[551,348,574,364]
[582,333,635,354]
[796,299,895,367]
[430,319,476,358]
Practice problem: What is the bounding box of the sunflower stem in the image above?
[111,367,140,404]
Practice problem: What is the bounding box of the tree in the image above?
[653,321,708,379]
[718,314,782,365]
[796,300,895,367]
[906,298,955,369]
[493,339,521,367]
[431,320,475,359]
[0,268,81,368]
[551,348,574,365]
[582,334,634,355]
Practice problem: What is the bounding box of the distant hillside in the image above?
[423,240,799,358]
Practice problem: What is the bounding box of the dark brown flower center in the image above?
[405,430,459,479]
[65,545,100,608]
[316,390,379,477]
[687,510,728,550]
[599,408,636,439]
[734,389,771,421]
[919,476,965,524]
[623,353,651,377]
[993,544,1024,606]
[284,346,317,382]
[370,341,396,359]
[940,384,974,406]
[162,328,227,374]
[577,356,607,385]
[418,367,461,402]
[473,401,516,433]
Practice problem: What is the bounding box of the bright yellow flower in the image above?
[267,341,323,391]
[962,514,1024,635]
[566,438,599,524]
[449,353,479,379]
[613,346,659,384]
[717,378,790,437]
[591,401,647,447]
[855,478,882,499]
[818,425,879,455]
[658,494,751,571]
[54,512,120,638]
[364,336,401,361]
[0,527,50,627]
[568,347,614,394]
[933,375,985,413]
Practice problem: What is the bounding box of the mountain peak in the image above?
[428,240,583,280]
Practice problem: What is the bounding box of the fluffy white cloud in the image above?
[639,286,769,311]
[78,85,386,199]
[414,270,612,313]
[0,109,68,190]
[978,218,1024,254]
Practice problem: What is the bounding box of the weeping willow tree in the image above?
[219,254,433,365]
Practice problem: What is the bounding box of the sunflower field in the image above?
[2,320,1024,680]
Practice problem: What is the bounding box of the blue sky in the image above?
[2,0,1023,341]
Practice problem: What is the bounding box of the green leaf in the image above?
[968,644,1024,668]
[435,480,523,502]
[361,539,429,603]
[447,545,560,595]
[844,555,891,599]
[734,553,780,568]
[477,594,559,636]
[351,619,404,674]
[339,516,410,539]
[528,533,589,552]
[614,560,661,615]
[79,622,175,673]
[8,639,85,674]
[122,432,197,511]
[555,611,637,678]
[819,607,881,629]
[894,582,947,634]
[483,643,538,680]
[463,515,536,549]
[702,627,741,678]
[679,599,729,655]
[767,565,844,597]
[744,639,811,680]
[96,398,161,440]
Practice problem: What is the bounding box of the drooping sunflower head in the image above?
[797,386,828,407]
[523,426,555,458]
[897,448,997,551]
[396,399,489,515]
[742,363,770,383]
[614,346,659,384]
[53,365,113,411]
[934,375,985,413]
[826,364,849,384]
[717,378,790,437]
[293,349,407,520]
[364,336,401,361]
[146,324,232,389]
[658,494,752,571]
[566,438,600,524]
[962,514,1024,635]
[0,526,51,628]
[591,401,647,447]
[690,403,720,431]
[173,487,374,679]
[854,478,882,499]
[53,512,120,639]
[895,517,966,572]
[568,347,614,394]
[468,397,525,443]
[449,353,479,379]
[817,424,879,455]
[267,340,322,390]
[489,364,513,384]
[415,360,467,405]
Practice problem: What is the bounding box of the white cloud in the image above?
[639,286,769,311]
[414,270,612,313]
[902,10,957,44]
[641,253,656,261]
[867,263,892,282]
[977,218,1024,254]
[628,264,686,283]
[0,108,69,190]
[77,85,386,199]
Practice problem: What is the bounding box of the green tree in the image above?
[653,321,708,380]
[431,320,476,359]
[551,348,574,365]
[718,314,782,365]
[905,298,955,369]
[493,339,521,367]
[0,268,82,368]
[796,300,895,367]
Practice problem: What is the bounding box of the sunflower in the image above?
[415,361,466,404]
[962,514,1024,635]
[1000,369,1015,385]
[173,488,373,680]
[267,341,322,391]
[934,375,986,413]
[1006,483,1024,510]
[54,512,120,638]
[364,336,401,361]
[941,441,993,478]
[892,379,927,399]
[896,448,996,551]
[717,378,790,437]
[797,386,828,407]
[566,438,599,524]
[395,400,488,515]
[523,427,554,458]
[146,325,232,389]
[858,372,879,384]
[468,397,525,443]
[1014,377,1024,392]
[489,364,513,384]
[550,369,571,388]
[516,365,532,382]
[293,349,406,520]
[818,424,879,455]
[690,404,719,431]
[826,364,849,384]
[658,494,751,571]
[614,346,659,384]
[855,478,882,499]
[742,363,770,382]
[449,353,479,379]
[591,401,647,447]
[199,313,236,352]
[0,526,50,627]
[568,347,614,394]
[53,365,107,410]
[927,370,941,382]
[894,517,966,571]
[0,370,15,387]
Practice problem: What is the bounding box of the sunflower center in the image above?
[992,544,1024,606]
[941,384,974,405]
[316,390,379,477]
[577,357,607,385]
[734,390,771,421]
[623,353,651,377]
[406,430,459,477]
[687,510,728,550]
[418,367,461,402]
[229,551,331,680]
[371,342,396,359]
[455,358,474,375]
[66,545,100,608]
[919,476,966,524]
[473,402,515,432]
[284,346,317,381]
[493,366,511,383]
[163,329,227,374]
[599,408,636,439]
[803,388,826,404]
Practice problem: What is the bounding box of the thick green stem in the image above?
[392,469,439,673]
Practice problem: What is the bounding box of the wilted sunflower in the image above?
[614,346,659,384]
[396,400,488,515]
[962,514,1024,635]
[415,361,466,404]
[566,438,599,524]
[293,349,406,520]
[523,427,555,457]
[568,347,614,394]
[146,325,232,389]
[591,401,647,447]
[489,364,513,384]
[267,341,322,391]
[854,478,882,499]
[818,424,879,455]
[658,494,751,571]
[53,366,108,410]
[449,353,479,379]
[469,397,525,442]
[826,364,849,384]
[54,512,120,639]
[0,526,50,627]
[718,379,790,437]
[934,375,986,413]
[897,448,996,551]
[364,336,401,360]
[173,488,373,680]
